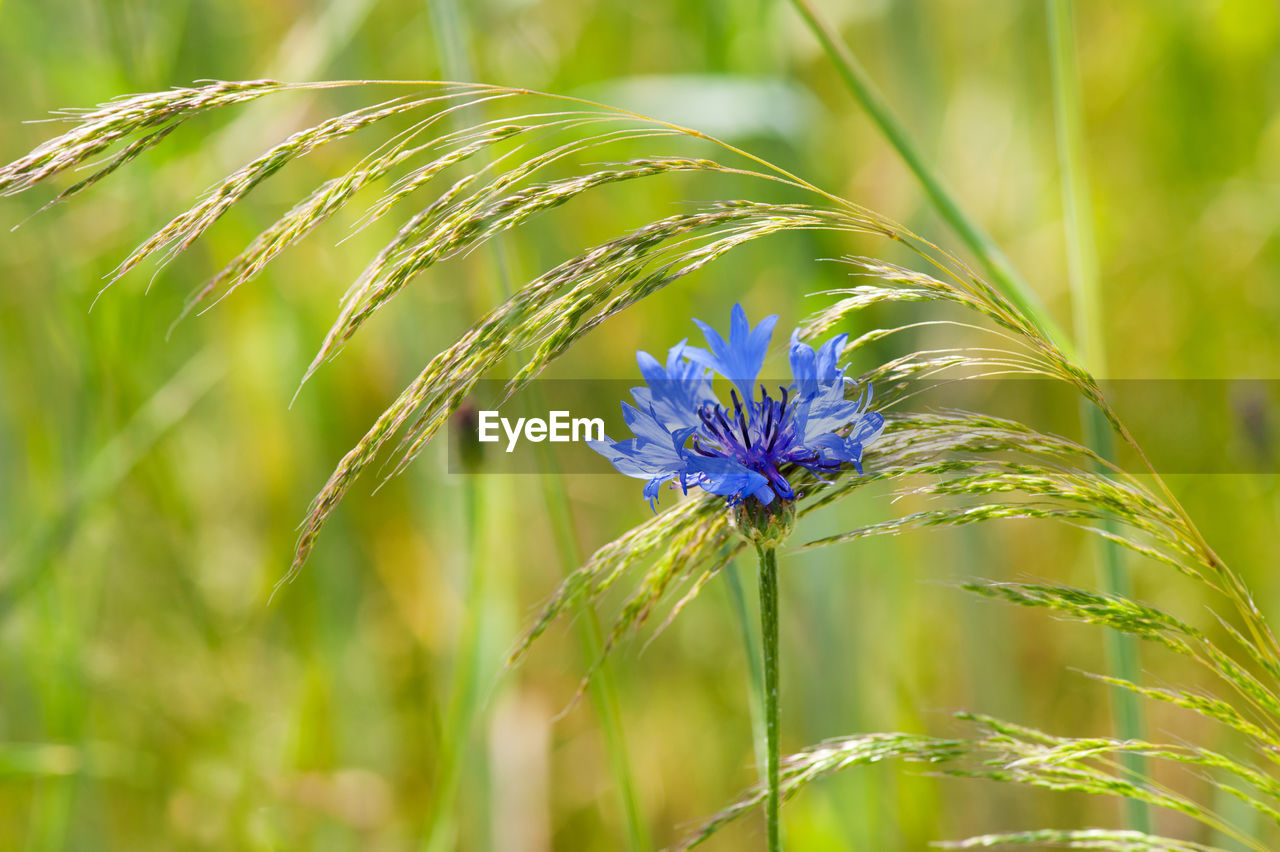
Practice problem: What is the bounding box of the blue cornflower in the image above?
[590,304,885,510]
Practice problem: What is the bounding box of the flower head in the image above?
[591,304,884,510]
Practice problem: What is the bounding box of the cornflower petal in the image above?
[684,302,778,400]
[589,424,696,509]
[631,340,716,431]
[684,454,772,506]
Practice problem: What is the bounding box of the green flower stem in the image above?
[1047,0,1149,832]
[756,544,782,852]
[785,0,1071,354]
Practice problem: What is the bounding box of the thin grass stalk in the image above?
[30,582,76,850]
[724,559,768,782]
[415,119,667,845]
[12,355,221,846]
[1088,413,1152,832]
[422,476,486,852]
[1047,0,1104,368]
[536,445,650,851]
[756,544,782,852]
[427,0,474,89]
[1047,0,1149,832]
[424,7,650,845]
[784,0,1070,354]
[792,1,1155,832]
[422,13,497,850]
[498,115,655,852]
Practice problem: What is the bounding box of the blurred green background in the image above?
[1,0,1279,849]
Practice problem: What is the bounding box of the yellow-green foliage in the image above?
[2,3,1278,850]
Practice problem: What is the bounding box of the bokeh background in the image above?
[1,0,1278,849]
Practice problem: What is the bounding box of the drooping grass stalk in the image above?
[784,0,1071,354]
[685,712,1276,851]
[1046,0,1149,832]
[756,544,781,852]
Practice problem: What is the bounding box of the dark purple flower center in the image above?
[691,384,839,501]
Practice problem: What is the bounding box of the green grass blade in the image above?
[1046,0,1149,832]
[724,559,768,781]
[784,0,1072,354]
[423,6,651,842]
[536,441,651,852]
[1047,0,1105,368]
[421,477,486,852]
[420,9,498,849]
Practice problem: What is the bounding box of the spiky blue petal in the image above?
[683,303,778,401]
[788,329,847,398]
[684,455,772,506]
[629,340,714,432]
